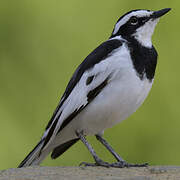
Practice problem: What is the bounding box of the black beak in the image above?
[151,8,171,19]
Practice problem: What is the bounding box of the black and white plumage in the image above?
[18,8,171,168]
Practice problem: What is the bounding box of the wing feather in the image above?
[42,39,122,150]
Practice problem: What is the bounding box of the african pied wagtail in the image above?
[18,8,171,168]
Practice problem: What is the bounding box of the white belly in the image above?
[54,74,152,146]
[53,43,153,146]
[74,76,152,135]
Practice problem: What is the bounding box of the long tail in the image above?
[18,138,79,168]
[18,139,50,168]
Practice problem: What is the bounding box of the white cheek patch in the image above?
[133,19,159,47]
[113,10,153,35]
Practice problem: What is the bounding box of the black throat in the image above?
[125,36,158,81]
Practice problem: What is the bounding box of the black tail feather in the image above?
[51,138,79,159]
[18,139,44,168]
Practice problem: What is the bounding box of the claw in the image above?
[79,161,111,168]
[79,162,97,167]
[79,161,148,168]
[126,162,148,168]
[110,161,148,168]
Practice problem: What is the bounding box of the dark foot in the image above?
[109,161,148,168]
[79,159,111,168]
[79,160,148,168]
[79,162,98,167]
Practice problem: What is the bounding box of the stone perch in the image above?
[0,166,180,180]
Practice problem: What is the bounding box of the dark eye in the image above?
[130,17,138,25]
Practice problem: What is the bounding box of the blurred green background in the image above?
[0,0,178,170]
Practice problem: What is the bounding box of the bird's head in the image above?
[111,8,171,47]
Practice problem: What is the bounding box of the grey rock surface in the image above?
[0,166,180,180]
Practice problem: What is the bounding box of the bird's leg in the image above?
[96,134,125,162]
[96,134,148,168]
[76,131,112,167]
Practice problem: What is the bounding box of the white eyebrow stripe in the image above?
[112,10,153,35]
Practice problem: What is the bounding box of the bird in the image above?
[18,8,171,168]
